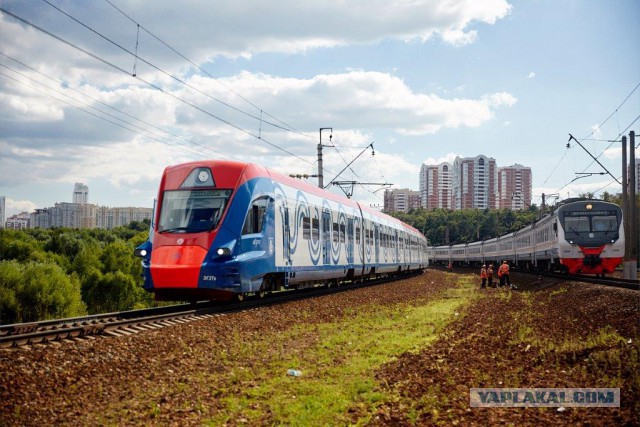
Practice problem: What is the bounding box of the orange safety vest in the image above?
[481,268,487,278]
[499,263,509,276]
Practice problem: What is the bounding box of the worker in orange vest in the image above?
[487,264,494,287]
[480,265,488,289]
[498,260,517,289]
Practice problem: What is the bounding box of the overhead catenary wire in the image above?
[101,0,314,142]
[0,7,315,166]
[38,0,305,139]
[0,70,214,159]
[549,80,640,197]
[0,56,240,162]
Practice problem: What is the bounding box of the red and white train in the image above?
[429,199,625,275]
[135,160,428,301]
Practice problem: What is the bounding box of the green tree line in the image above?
[0,221,154,324]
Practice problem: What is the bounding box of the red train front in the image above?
[556,200,624,275]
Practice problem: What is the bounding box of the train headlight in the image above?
[216,247,231,256]
[586,203,593,210]
[134,248,148,257]
[569,240,573,244]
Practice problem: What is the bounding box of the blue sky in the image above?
[1,0,638,218]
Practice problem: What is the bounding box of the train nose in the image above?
[584,254,602,268]
[150,246,208,288]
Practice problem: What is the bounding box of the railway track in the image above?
[433,264,639,290]
[0,271,422,349]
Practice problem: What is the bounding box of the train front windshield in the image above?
[158,189,232,233]
[561,208,620,244]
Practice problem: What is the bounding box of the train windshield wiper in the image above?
[159,227,192,234]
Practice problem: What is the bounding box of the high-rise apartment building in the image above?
[0,196,5,228]
[452,155,498,210]
[96,206,153,229]
[73,183,89,204]
[5,212,30,229]
[420,163,453,210]
[498,164,532,210]
[383,188,421,213]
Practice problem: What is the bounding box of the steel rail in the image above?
[0,270,424,349]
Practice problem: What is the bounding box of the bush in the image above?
[0,260,87,324]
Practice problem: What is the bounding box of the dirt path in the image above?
[370,276,639,426]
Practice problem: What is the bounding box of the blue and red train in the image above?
[135,160,428,301]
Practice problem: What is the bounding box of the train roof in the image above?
[162,160,423,236]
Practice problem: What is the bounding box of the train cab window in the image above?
[242,197,269,235]
[564,216,590,233]
[592,216,617,232]
[158,189,231,233]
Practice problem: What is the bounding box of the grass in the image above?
[201,277,478,426]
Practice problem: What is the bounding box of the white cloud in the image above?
[486,92,518,107]
[5,198,37,218]
[527,72,536,79]
[423,152,459,165]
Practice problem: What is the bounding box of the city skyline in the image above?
[1,1,638,218]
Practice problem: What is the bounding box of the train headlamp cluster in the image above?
[134,248,148,258]
[216,247,231,256]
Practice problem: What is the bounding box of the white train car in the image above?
[428,199,624,275]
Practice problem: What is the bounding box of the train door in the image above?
[394,230,399,263]
[282,208,290,264]
[322,210,331,265]
[347,218,354,264]
[374,224,380,263]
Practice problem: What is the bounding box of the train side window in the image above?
[340,223,346,243]
[333,222,339,243]
[302,216,311,240]
[242,197,269,235]
[312,217,320,241]
[355,226,361,245]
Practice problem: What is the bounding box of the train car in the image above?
[555,200,624,274]
[428,199,624,275]
[135,160,428,301]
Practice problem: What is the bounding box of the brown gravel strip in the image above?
[370,279,639,426]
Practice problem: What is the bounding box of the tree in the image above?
[0,260,87,323]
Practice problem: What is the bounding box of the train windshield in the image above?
[158,189,232,233]
[562,211,618,234]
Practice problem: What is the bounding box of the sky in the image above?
[1,0,639,218]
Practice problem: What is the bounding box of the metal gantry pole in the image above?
[629,131,638,280]
[318,127,333,189]
[622,136,630,278]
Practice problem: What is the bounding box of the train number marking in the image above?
[202,275,217,281]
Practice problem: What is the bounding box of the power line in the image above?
[0,6,314,166]
[39,0,303,138]
[101,0,314,142]
[0,55,239,161]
